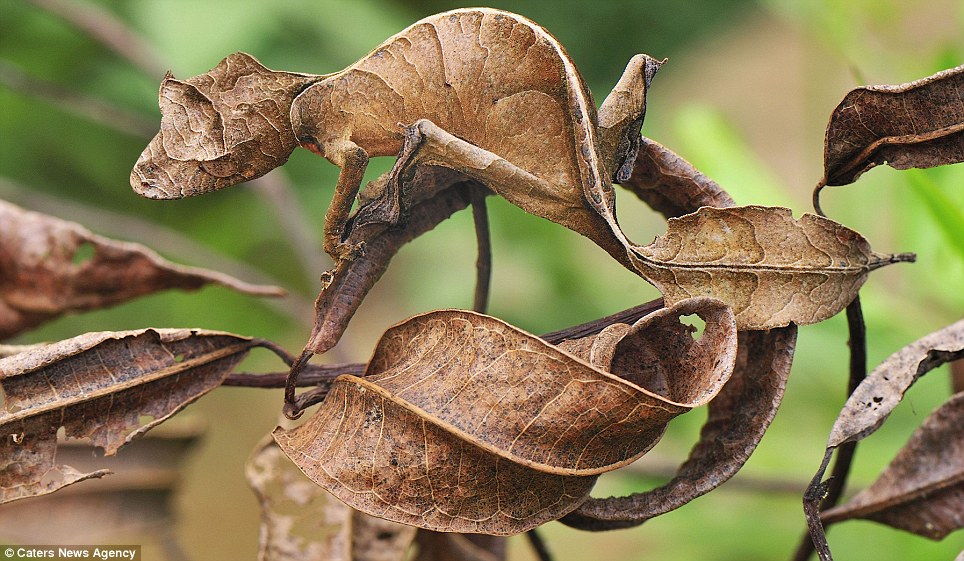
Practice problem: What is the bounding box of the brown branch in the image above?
[224,363,365,388]
[791,297,867,561]
[470,190,492,314]
[525,529,553,561]
[541,298,663,344]
[234,297,667,396]
[798,449,836,561]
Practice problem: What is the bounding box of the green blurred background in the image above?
[1,0,962,559]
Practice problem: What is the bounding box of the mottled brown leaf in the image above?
[562,325,797,530]
[304,167,481,356]
[619,136,736,218]
[246,437,416,561]
[822,64,964,186]
[822,392,964,539]
[0,200,283,340]
[274,298,736,534]
[630,205,913,330]
[828,319,964,448]
[0,328,260,503]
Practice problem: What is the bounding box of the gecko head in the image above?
[132,53,318,199]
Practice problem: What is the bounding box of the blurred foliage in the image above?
[1,0,962,560]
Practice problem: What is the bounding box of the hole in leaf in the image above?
[39,467,65,487]
[680,314,706,340]
[71,242,96,265]
[139,414,157,425]
[173,353,186,363]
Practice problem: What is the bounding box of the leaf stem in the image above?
[792,296,867,561]
[797,448,835,561]
[470,189,492,314]
[525,529,554,561]
[812,180,827,217]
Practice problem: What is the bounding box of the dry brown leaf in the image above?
[822,64,964,186]
[561,325,797,529]
[563,143,804,531]
[0,199,283,340]
[821,392,964,540]
[274,298,736,534]
[619,136,736,218]
[0,328,262,503]
[828,319,964,448]
[629,205,913,330]
[304,167,481,356]
[246,437,416,561]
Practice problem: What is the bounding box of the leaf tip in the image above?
[869,251,917,271]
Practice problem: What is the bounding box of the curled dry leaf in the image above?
[562,325,797,530]
[304,167,482,356]
[246,437,416,561]
[0,328,261,503]
[822,64,964,186]
[561,145,803,531]
[0,199,283,340]
[274,298,736,534]
[828,319,964,448]
[822,391,964,540]
[630,205,914,330]
[619,136,735,218]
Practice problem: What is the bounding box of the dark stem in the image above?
[812,181,827,217]
[525,529,553,561]
[228,298,664,390]
[283,350,314,419]
[470,189,492,314]
[792,296,866,561]
[224,362,365,388]
[797,448,835,561]
[951,359,964,394]
[541,298,663,344]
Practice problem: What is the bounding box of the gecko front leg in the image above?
[320,139,370,260]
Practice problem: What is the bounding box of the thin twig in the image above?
[224,362,365,388]
[26,0,167,77]
[798,449,835,561]
[470,189,492,313]
[0,59,155,137]
[812,181,827,217]
[792,297,867,561]
[228,298,666,394]
[951,359,964,394]
[525,529,553,561]
[541,298,663,344]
